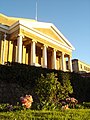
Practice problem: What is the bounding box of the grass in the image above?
[0,109,90,120]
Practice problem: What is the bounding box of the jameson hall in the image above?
[0,13,75,72]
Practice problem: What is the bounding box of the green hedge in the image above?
[70,72,90,102]
[83,102,90,108]
[0,62,90,105]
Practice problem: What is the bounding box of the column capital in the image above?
[62,52,66,56]
[43,44,48,48]
[32,39,37,43]
[53,48,57,52]
[17,34,24,38]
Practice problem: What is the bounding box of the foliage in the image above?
[0,109,90,120]
[0,62,90,105]
[0,103,23,112]
[82,102,90,108]
[34,73,60,110]
[34,72,73,110]
[70,72,90,102]
[59,72,73,98]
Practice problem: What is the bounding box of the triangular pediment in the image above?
[34,26,74,49]
[18,20,74,50]
[0,13,74,50]
[35,28,65,44]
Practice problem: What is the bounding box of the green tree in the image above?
[34,72,73,110]
[60,72,73,98]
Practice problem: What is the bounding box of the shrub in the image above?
[0,62,90,107]
[34,72,73,110]
[82,102,90,108]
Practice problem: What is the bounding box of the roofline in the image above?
[9,20,73,52]
[72,59,90,66]
[19,20,75,50]
[0,24,9,33]
[16,20,75,50]
[20,21,73,51]
[0,24,9,30]
[1,17,74,51]
[50,23,75,50]
[0,13,75,51]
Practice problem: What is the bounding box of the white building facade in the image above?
[0,13,75,71]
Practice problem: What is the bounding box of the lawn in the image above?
[0,109,90,120]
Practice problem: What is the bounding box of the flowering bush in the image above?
[7,105,13,111]
[62,104,69,110]
[66,97,78,104]
[20,95,33,109]
[61,97,78,110]
[66,97,78,108]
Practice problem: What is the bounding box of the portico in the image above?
[0,13,75,72]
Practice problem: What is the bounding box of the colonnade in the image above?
[0,33,72,72]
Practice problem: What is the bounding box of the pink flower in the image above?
[71,97,75,102]
[66,97,71,101]
[20,95,33,109]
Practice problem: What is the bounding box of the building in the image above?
[0,13,75,71]
[72,59,90,73]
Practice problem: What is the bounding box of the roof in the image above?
[18,20,75,50]
[0,13,75,51]
[0,13,36,26]
[72,59,90,66]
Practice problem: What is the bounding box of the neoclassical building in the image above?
[0,13,75,71]
[72,59,90,73]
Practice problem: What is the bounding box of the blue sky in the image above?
[0,0,90,64]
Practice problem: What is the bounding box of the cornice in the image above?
[0,20,73,52]
[20,23,72,52]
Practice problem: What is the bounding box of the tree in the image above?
[34,72,73,110]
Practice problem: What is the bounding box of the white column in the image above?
[22,46,26,64]
[15,46,18,62]
[17,34,23,63]
[1,34,7,64]
[31,40,36,65]
[52,49,57,69]
[68,56,72,72]
[43,45,47,68]
[1,40,4,64]
[62,52,66,71]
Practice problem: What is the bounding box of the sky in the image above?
[0,0,90,64]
